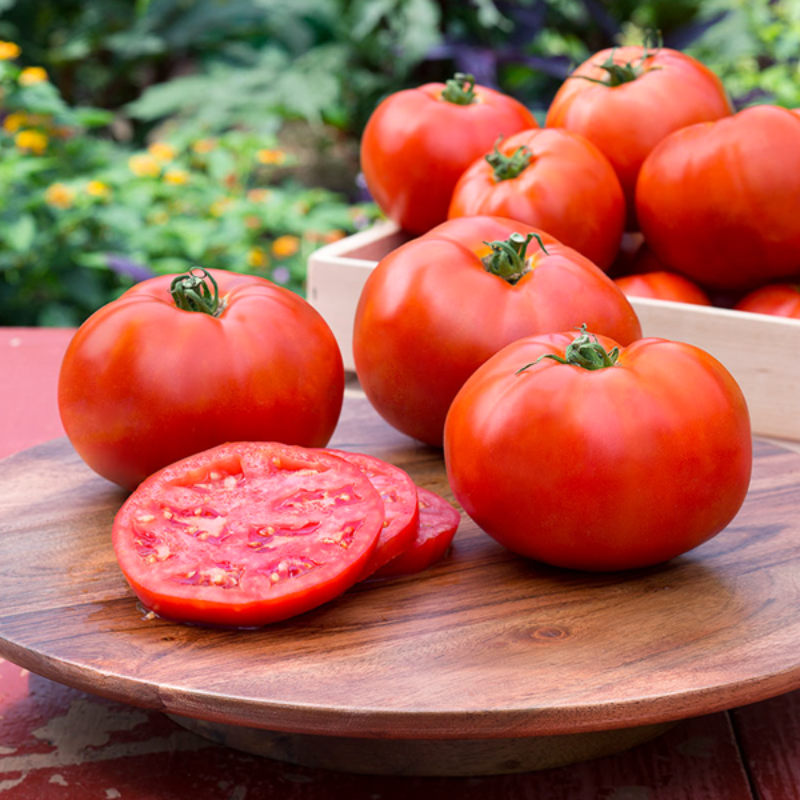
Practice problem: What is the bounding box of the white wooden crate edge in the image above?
[307,221,800,441]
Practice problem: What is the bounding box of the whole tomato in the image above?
[58,268,344,490]
[615,271,711,305]
[444,327,752,571]
[735,284,800,319]
[360,73,537,235]
[353,216,641,447]
[637,106,800,291]
[546,45,732,229]
[448,128,625,271]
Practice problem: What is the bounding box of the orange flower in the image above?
[0,42,20,60]
[164,168,190,186]
[209,197,233,218]
[257,148,286,165]
[15,129,48,154]
[19,67,47,86]
[323,229,346,244]
[86,180,111,198]
[45,183,76,209]
[148,142,177,163]
[191,138,217,154]
[272,235,300,259]
[129,154,161,178]
[247,188,271,203]
[247,247,270,268]
[3,112,26,133]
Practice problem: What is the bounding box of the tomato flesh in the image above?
[113,442,385,627]
[374,487,460,577]
[323,449,419,577]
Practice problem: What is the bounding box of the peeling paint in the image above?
[0,775,26,793]
[105,790,121,799]
[0,749,16,757]
[49,773,68,786]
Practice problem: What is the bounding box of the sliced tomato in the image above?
[374,487,460,577]
[112,442,385,627]
[323,449,419,577]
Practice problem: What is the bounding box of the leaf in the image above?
[3,215,36,253]
[72,107,115,128]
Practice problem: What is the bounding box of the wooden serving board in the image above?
[1,396,800,774]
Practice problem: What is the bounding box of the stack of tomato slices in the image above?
[113,441,459,628]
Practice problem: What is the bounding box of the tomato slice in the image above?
[323,449,419,577]
[112,442,385,627]
[374,487,460,577]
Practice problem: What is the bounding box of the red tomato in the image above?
[735,284,800,319]
[112,442,385,627]
[374,487,460,578]
[323,449,419,577]
[59,268,344,491]
[353,216,642,447]
[615,271,711,305]
[637,106,800,291]
[546,46,732,229]
[448,128,625,270]
[360,73,537,235]
[444,327,752,571]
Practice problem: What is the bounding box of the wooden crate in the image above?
[307,221,800,441]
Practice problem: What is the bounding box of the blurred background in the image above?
[0,0,794,325]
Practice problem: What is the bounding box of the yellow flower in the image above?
[15,129,48,154]
[192,138,216,154]
[86,180,111,199]
[3,112,27,133]
[272,235,300,259]
[244,215,262,230]
[164,168,190,186]
[128,153,161,178]
[209,197,233,217]
[246,188,271,203]
[247,247,270,268]
[45,183,76,210]
[0,42,20,60]
[148,141,177,162]
[19,67,47,86]
[256,148,286,165]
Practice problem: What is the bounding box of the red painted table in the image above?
[0,327,798,799]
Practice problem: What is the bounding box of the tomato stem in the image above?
[516,324,620,374]
[486,140,533,182]
[482,232,549,284]
[570,36,662,88]
[441,73,477,105]
[170,268,223,316]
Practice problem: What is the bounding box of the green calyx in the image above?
[482,231,549,284]
[170,267,224,316]
[486,140,533,182]
[441,72,477,105]
[516,324,620,374]
[570,33,662,88]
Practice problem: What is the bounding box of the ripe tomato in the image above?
[360,73,537,235]
[322,449,419,577]
[444,327,752,571]
[735,284,800,319]
[637,106,800,291]
[546,46,732,229]
[373,487,460,578]
[448,128,624,270]
[353,216,642,447]
[113,442,385,627]
[59,268,344,491]
[614,271,711,305]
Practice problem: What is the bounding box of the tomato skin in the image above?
[448,128,625,270]
[360,82,537,235]
[444,331,752,571]
[113,442,384,627]
[637,106,800,291]
[615,271,711,305]
[546,46,732,229]
[59,269,344,491]
[735,284,800,319]
[353,216,642,447]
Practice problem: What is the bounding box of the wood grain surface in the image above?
[1,396,800,742]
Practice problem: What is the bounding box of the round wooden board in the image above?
[1,396,800,751]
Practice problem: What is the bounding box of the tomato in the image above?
[112,442,385,627]
[59,268,344,491]
[353,216,641,447]
[735,284,800,319]
[360,73,537,235]
[323,449,419,577]
[546,45,732,229]
[448,128,624,270]
[637,106,800,291]
[373,487,460,578]
[615,271,711,305]
[444,327,752,571]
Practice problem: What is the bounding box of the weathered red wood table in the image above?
[0,326,798,799]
